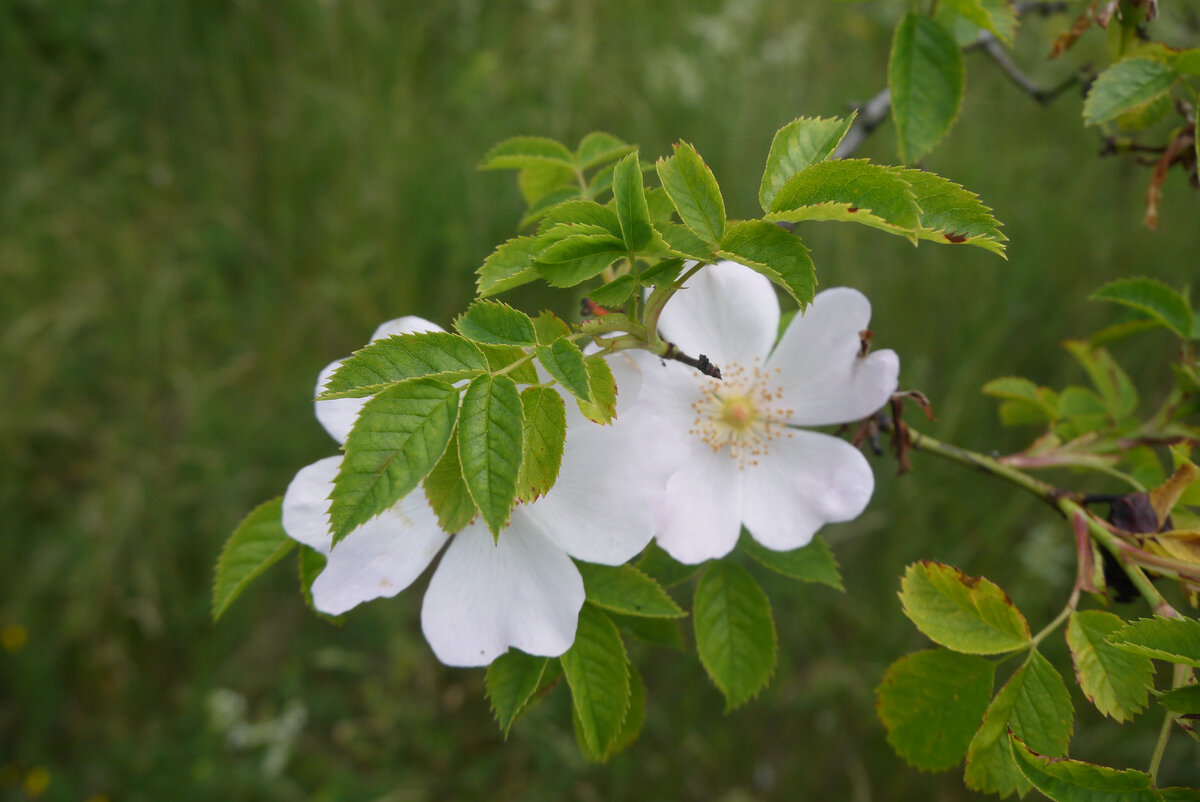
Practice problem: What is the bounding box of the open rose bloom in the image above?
[636,261,900,564]
[282,317,671,667]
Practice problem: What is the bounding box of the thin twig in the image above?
[974,32,1086,104]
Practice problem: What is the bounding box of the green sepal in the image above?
[455,300,538,347]
[480,135,575,170]
[536,338,593,403]
[1091,277,1193,339]
[457,374,524,536]
[1009,735,1161,802]
[766,159,922,241]
[515,386,566,503]
[213,497,296,621]
[561,603,632,760]
[739,531,843,590]
[577,562,686,618]
[758,114,855,213]
[656,141,726,245]
[1067,610,1155,722]
[485,649,554,738]
[889,13,965,163]
[1107,616,1200,668]
[1084,58,1178,126]
[693,561,777,710]
[717,220,816,308]
[423,422,478,533]
[899,561,1032,654]
[897,168,1007,256]
[612,151,654,251]
[319,331,487,399]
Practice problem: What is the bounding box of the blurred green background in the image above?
[3,0,1198,799]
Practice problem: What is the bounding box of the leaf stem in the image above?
[1030,586,1080,648]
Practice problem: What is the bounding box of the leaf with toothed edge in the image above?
[515,386,566,503]
[455,301,538,346]
[1067,610,1154,722]
[457,374,524,536]
[717,220,816,309]
[477,236,542,297]
[1107,616,1200,668]
[889,13,965,163]
[766,159,922,241]
[213,497,295,621]
[896,167,1007,256]
[656,142,726,245]
[480,136,575,170]
[758,114,856,213]
[536,338,594,404]
[486,649,553,737]
[576,562,686,618]
[423,422,478,533]
[612,151,654,251]
[693,561,777,710]
[562,604,632,759]
[899,561,1031,654]
[1009,734,1161,802]
[320,332,487,399]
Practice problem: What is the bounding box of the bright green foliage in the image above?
[656,141,726,245]
[637,543,704,588]
[476,344,538,385]
[876,649,995,772]
[531,311,570,345]
[455,301,538,347]
[515,386,566,503]
[612,613,686,650]
[983,376,1060,424]
[485,649,553,737]
[942,0,1016,46]
[534,233,627,288]
[693,561,777,710]
[520,187,585,229]
[1009,736,1161,802]
[320,332,487,399]
[1067,610,1154,722]
[638,258,686,287]
[213,497,295,621]
[758,114,854,213]
[1064,341,1139,421]
[518,161,576,206]
[571,660,646,763]
[562,604,632,760]
[423,424,478,533]
[612,152,653,252]
[765,159,922,240]
[576,131,635,171]
[899,562,1031,654]
[965,650,1074,797]
[537,200,623,239]
[457,374,524,535]
[717,221,816,309]
[329,378,460,541]
[739,532,843,590]
[587,275,637,308]
[576,355,618,424]
[480,136,576,170]
[1155,684,1200,715]
[1084,58,1178,126]
[576,562,686,618]
[478,236,542,297]
[659,223,718,261]
[1108,616,1200,668]
[889,13,965,164]
[898,168,1007,256]
[1091,278,1194,339]
[535,338,593,403]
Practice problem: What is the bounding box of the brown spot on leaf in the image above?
[943,231,968,243]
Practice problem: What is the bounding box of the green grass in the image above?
[3,1,1198,800]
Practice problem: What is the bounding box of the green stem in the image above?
[1030,586,1080,648]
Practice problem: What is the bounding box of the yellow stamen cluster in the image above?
[688,358,793,468]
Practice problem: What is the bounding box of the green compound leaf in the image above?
[577,562,686,619]
[876,649,995,772]
[515,386,566,503]
[477,236,542,297]
[423,423,477,533]
[480,135,576,170]
[1067,610,1155,722]
[536,338,593,403]
[536,199,623,239]
[1010,735,1161,802]
[612,151,654,251]
[213,497,295,621]
[455,301,538,347]
[330,378,460,541]
[982,376,1060,424]
[758,114,855,213]
[659,223,718,261]
[694,561,777,711]
[637,542,704,588]
[478,343,539,385]
[586,274,637,309]
[519,186,585,229]
[571,658,645,764]
[656,141,726,245]
[457,374,524,536]
[1155,684,1200,715]
[1084,58,1178,126]
[611,612,686,650]
[1063,341,1138,421]
[518,161,577,207]
[534,233,628,288]
[1091,277,1194,339]
[576,131,635,171]
[576,353,618,424]
[1108,616,1200,668]
[897,168,1007,256]
[739,531,844,590]
[942,0,1017,45]
[486,649,553,738]
[531,311,571,345]
[717,220,816,309]
[889,13,965,164]
[766,159,922,240]
[562,603,632,759]
[320,331,487,400]
[899,561,1032,654]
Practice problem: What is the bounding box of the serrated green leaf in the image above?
[758,114,855,213]
[965,650,1075,797]
[694,561,777,710]
[478,343,539,385]
[1064,340,1139,420]
[1155,684,1200,715]
[480,135,575,170]
[717,220,816,308]
[637,542,703,588]
[477,236,542,297]
[213,497,295,620]
[1084,58,1178,125]
[898,168,1007,256]
[571,660,645,763]
[562,603,631,758]
[532,311,570,345]
[610,612,686,650]
[536,338,593,403]
[577,562,686,618]
[1161,789,1200,802]
[536,200,623,239]
[983,376,1060,423]
[1092,277,1193,338]
[766,159,922,239]
[586,163,617,199]
[458,374,523,535]
[586,274,637,309]
[900,561,1032,654]
[942,0,1017,45]
[423,423,477,533]
[517,161,577,206]
[877,649,995,772]
[519,186,585,229]
[329,378,460,540]
[645,186,676,227]
[320,332,487,399]
[889,13,965,163]
[576,354,617,424]
[656,142,726,245]
[534,233,627,288]
[639,258,686,286]
[659,222,717,261]
[739,531,843,590]
[486,649,552,737]
[576,131,635,170]
[515,386,566,503]
[1009,735,1161,802]
[455,301,538,346]
[612,152,654,251]
[1108,616,1200,668]
[1116,90,1173,131]
[1068,610,1155,722]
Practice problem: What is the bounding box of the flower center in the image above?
[689,359,793,468]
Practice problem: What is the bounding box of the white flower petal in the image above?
[281,456,342,554]
[653,441,746,564]
[656,260,780,368]
[766,287,899,426]
[421,523,584,667]
[741,429,874,551]
[311,491,448,616]
[314,316,444,444]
